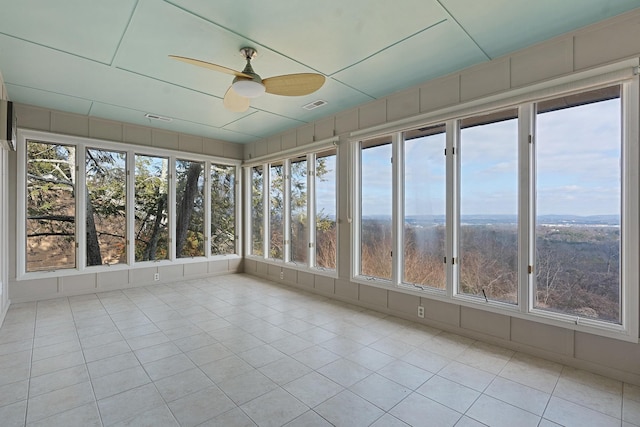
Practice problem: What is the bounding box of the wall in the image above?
[7,105,244,303]
[242,9,640,385]
[0,71,9,326]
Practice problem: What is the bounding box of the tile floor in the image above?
[0,273,638,427]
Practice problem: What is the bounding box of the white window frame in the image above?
[16,129,241,280]
[349,65,639,342]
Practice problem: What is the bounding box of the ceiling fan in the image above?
[169,47,326,112]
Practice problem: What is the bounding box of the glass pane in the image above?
[360,138,392,279]
[269,163,284,260]
[135,154,169,261]
[459,109,518,303]
[211,164,236,255]
[26,141,76,272]
[316,150,337,270]
[404,125,446,289]
[536,87,621,323]
[290,157,307,264]
[176,159,205,258]
[86,148,126,266]
[251,166,264,256]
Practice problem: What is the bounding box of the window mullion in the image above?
[204,161,212,258]
[168,157,176,261]
[262,162,269,260]
[519,103,534,313]
[126,150,135,266]
[392,132,403,286]
[446,120,458,298]
[77,144,86,271]
[283,159,291,263]
[307,153,316,268]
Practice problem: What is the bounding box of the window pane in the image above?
[86,149,126,266]
[251,166,264,256]
[290,157,307,264]
[404,125,446,289]
[211,164,236,255]
[26,141,76,272]
[135,155,169,261]
[459,109,518,303]
[316,150,337,270]
[535,87,621,323]
[269,163,284,260]
[360,138,392,279]
[176,159,205,258]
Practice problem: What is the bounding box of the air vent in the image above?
[302,99,328,110]
[144,113,173,122]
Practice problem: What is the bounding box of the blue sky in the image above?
[360,98,620,217]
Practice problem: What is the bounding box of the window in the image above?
[19,130,239,277]
[135,154,169,262]
[403,125,446,289]
[86,148,126,266]
[359,137,393,280]
[349,76,637,339]
[175,159,205,258]
[269,162,284,260]
[315,150,337,270]
[290,156,308,264]
[26,141,76,272]
[535,86,622,323]
[458,109,519,304]
[251,165,264,256]
[211,163,236,255]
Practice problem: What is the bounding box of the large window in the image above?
[175,159,205,258]
[86,148,126,266]
[250,165,264,256]
[535,87,622,323]
[459,109,519,304]
[350,79,636,338]
[246,146,339,272]
[211,164,236,255]
[290,156,308,265]
[269,162,284,260]
[135,154,169,262]
[26,141,76,272]
[19,132,239,277]
[315,150,337,270]
[359,137,393,280]
[403,125,446,289]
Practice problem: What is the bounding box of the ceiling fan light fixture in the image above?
[232,79,265,98]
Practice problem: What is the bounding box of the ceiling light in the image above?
[232,79,266,98]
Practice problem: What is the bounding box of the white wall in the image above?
[242,9,640,385]
[0,71,10,327]
[7,106,245,303]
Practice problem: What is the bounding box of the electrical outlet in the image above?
[417,306,425,318]
[279,270,284,280]
[154,273,160,281]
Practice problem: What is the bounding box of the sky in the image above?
[360,98,621,218]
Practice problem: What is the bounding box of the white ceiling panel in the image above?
[5,84,93,116]
[440,0,640,59]
[168,0,449,75]
[222,111,304,139]
[333,20,486,98]
[0,0,137,64]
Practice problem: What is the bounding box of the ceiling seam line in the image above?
[108,0,141,66]
[0,32,112,66]
[114,66,225,100]
[327,18,448,77]
[160,0,328,76]
[4,82,97,103]
[435,0,491,60]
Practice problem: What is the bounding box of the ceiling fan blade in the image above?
[223,86,250,112]
[263,73,325,96]
[169,55,252,78]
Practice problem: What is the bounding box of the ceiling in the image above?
[1,1,638,144]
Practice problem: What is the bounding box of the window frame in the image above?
[17,129,242,280]
[243,143,339,276]
[349,72,639,342]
